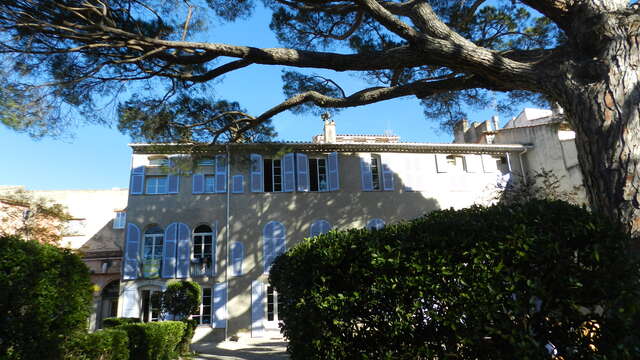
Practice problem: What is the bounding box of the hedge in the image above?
[63,329,129,360]
[270,200,640,359]
[118,321,186,360]
[0,235,93,360]
[102,317,141,328]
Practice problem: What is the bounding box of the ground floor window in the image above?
[266,285,279,326]
[141,289,161,322]
[192,287,212,325]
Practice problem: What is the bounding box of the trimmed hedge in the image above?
[118,321,186,360]
[0,235,93,360]
[63,329,129,360]
[270,200,640,359]
[102,317,141,328]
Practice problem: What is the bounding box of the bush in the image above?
[63,329,129,360]
[155,280,202,320]
[118,321,186,360]
[102,317,141,328]
[177,319,198,355]
[0,235,93,360]
[270,200,640,359]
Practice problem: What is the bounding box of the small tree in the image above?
[152,280,202,354]
[0,235,93,360]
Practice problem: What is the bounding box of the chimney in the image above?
[322,113,337,143]
[491,115,499,131]
[453,119,469,143]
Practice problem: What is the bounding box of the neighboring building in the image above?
[453,107,587,204]
[118,119,530,343]
[0,186,129,331]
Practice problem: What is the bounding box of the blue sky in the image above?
[0,3,525,191]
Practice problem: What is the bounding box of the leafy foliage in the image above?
[153,280,202,321]
[63,329,130,360]
[0,235,93,360]
[0,189,73,244]
[117,321,186,360]
[102,317,142,328]
[270,200,640,359]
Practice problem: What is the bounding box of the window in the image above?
[141,288,161,322]
[142,226,163,278]
[145,176,168,194]
[263,221,286,273]
[263,158,283,192]
[113,211,126,229]
[192,287,212,325]
[204,175,215,193]
[366,218,385,231]
[191,225,213,277]
[148,156,169,167]
[446,155,464,172]
[370,154,381,190]
[266,285,278,323]
[309,158,328,192]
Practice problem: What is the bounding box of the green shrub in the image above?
[63,329,129,360]
[155,280,202,320]
[118,321,186,360]
[102,317,141,328]
[177,319,198,355]
[0,235,93,360]
[270,200,640,359]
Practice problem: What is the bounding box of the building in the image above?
[0,186,129,331]
[118,119,530,343]
[453,107,587,204]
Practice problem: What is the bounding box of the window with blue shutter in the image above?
[380,154,394,191]
[192,174,205,194]
[360,155,374,191]
[251,280,265,337]
[130,166,145,195]
[141,225,163,278]
[176,223,191,278]
[232,175,244,193]
[230,241,244,276]
[296,153,309,192]
[366,218,385,231]
[250,154,264,192]
[159,224,175,278]
[212,282,227,328]
[191,225,214,277]
[263,221,285,273]
[123,223,141,280]
[309,220,331,237]
[215,154,227,193]
[328,152,340,191]
[282,153,295,192]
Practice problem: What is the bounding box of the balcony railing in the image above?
[190,257,213,277]
[142,259,161,278]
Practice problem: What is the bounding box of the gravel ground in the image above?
[190,339,289,360]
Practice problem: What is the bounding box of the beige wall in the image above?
[121,148,517,339]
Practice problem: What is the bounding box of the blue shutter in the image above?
[381,154,394,191]
[232,175,244,193]
[250,154,264,192]
[192,173,205,194]
[162,223,178,278]
[130,166,145,195]
[251,280,265,338]
[230,241,244,276]
[123,223,141,280]
[310,220,331,237]
[167,159,180,194]
[328,152,339,191]
[263,222,275,273]
[211,222,218,275]
[273,222,286,259]
[360,156,373,191]
[367,218,385,231]
[176,223,191,278]
[212,282,227,328]
[121,288,140,318]
[296,153,309,192]
[282,153,295,192]
[215,155,227,193]
[436,154,449,173]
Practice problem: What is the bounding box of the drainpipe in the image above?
[224,144,230,341]
[518,148,529,185]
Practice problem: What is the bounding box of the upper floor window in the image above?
[146,176,168,194]
[142,226,163,278]
[308,158,328,192]
[446,155,464,173]
[263,158,283,192]
[370,154,382,191]
[263,221,286,273]
[192,225,214,277]
[113,211,126,229]
[148,156,169,167]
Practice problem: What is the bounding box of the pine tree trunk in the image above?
[552,6,640,235]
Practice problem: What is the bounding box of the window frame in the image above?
[142,226,163,278]
[145,175,168,194]
[265,285,280,329]
[308,157,329,192]
[263,158,283,193]
[370,154,382,191]
[192,287,213,325]
[140,288,161,322]
[113,211,126,229]
[191,225,214,277]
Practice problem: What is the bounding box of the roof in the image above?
[129,141,531,155]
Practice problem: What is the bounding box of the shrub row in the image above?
[63,329,129,360]
[102,317,141,328]
[64,321,186,360]
[270,200,640,359]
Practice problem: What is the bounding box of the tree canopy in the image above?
[2,0,640,233]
